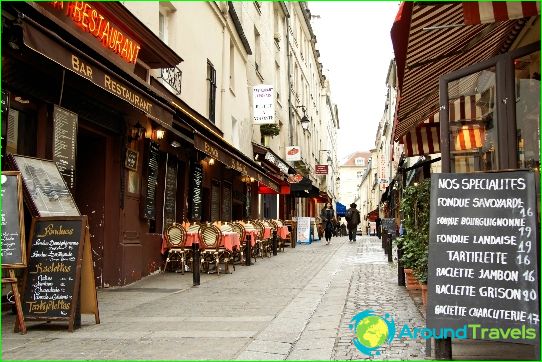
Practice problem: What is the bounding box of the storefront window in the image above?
[514,51,540,171]
[448,67,498,173]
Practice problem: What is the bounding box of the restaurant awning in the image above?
[193,133,279,192]
[367,209,379,222]
[335,202,347,217]
[401,94,485,157]
[391,2,534,141]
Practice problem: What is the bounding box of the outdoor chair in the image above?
[198,223,234,274]
[163,223,190,273]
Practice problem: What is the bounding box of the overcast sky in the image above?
[308,1,400,161]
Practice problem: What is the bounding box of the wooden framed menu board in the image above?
[22,216,88,331]
[6,154,80,217]
[1,172,26,267]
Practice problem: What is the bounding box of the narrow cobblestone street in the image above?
[2,236,425,360]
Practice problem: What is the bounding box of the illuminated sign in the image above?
[50,1,141,64]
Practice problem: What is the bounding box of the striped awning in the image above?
[463,2,540,25]
[391,2,533,142]
[401,95,485,157]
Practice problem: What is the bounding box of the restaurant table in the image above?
[161,231,240,254]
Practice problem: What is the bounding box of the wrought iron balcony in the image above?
[158,66,182,95]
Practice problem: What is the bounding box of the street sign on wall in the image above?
[315,165,329,175]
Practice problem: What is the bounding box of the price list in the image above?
[427,172,539,342]
[163,161,177,230]
[23,219,83,319]
[1,174,23,266]
[52,105,78,190]
[189,164,203,221]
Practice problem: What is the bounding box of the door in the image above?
[75,126,105,288]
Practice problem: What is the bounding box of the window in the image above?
[254,28,262,78]
[275,62,281,103]
[207,60,217,123]
[229,41,235,92]
[355,157,365,166]
[232,117,240,148]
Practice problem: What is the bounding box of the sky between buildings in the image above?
[309,1,400,159]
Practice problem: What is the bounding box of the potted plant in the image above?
[260,123,281,138]
[399,179,431,292]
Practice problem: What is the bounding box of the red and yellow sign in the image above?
[50,2,141,64]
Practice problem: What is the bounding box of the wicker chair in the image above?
[253,220,271,257]
[198,223,234,274]
[283,220,297,248]
[232,222,252,264]
[164,223,190,273]
[242,222,260,262]
[269,219,285,252]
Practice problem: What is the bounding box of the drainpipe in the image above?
[220,24,228,132]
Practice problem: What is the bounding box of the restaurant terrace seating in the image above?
[230,222,248,264]
[252,220,271,258]
[163,223,190,273]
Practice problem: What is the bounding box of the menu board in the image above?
[53,105,78,191]
[1,172,26,267]
[7,154,80,217]
[427,172,539,343]
[23,217,85,321]
[210,180,220,222]
[381,218,396,235]
[222,182,232,221]
[125,149,138,171]
[163,160,177,231]
[189,163,203,221]
[142,141,160,220]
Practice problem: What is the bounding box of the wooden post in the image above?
[245,235,252,266]
[386,233,393,262]
[272,230,278,256]
[4,270,26,334]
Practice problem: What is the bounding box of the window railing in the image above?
[158,66,182,95]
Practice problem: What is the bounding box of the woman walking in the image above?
[320,202,335,245]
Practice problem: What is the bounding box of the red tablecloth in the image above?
[277,226,290,239]
[161,231,240,254]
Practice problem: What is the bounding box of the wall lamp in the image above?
[129,121,146,142]
[296,106,310,130]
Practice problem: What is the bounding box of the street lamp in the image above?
[296,106,310,131]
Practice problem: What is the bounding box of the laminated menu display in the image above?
[142,141,160,220]
[427,171,539,343]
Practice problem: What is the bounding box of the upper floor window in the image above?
[207,60,217,124]
[254,2,262,14]
[254,28,262,79]
[355,157,365,166]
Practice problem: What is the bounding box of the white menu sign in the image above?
[253,84,274,125]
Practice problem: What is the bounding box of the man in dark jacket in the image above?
[345,203,361,242]
[320,202,335,245]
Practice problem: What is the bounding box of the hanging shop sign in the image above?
[315,165,329,175]
[285,146,301,161]
[47,1,141,64]
[252,85,274,125]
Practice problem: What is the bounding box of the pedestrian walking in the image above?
[320,202,335,245]
[376,216,382,239]
[345,203,361,242]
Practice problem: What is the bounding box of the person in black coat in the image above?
[320,202,335,245]
[345,203,361,242]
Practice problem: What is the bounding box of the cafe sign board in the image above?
[286,146,301,162]
[427,172,539,343]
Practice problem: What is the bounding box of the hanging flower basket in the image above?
[260,124,281,138]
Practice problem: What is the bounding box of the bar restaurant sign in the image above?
[49,1,141,64]
[252,85,274,125]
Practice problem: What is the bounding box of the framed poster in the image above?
[1,171,26,267]
[6,154,80,217]
[125,148,138,171]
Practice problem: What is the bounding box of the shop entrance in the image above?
[75,125,106,288]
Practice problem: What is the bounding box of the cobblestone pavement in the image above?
[1,236,425,360]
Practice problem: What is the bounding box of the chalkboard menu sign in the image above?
[427,171,539,343]
[222,182,232,221]
[142,141,160,220]
[163,159,177,231]
[53,105,78,191]
[210,180,220,222]
[1,172,26,267]
[189,163,203,221]
[23,217,85,322]
[381,218,396,235]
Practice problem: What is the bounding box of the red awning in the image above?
[401,95,485,157]
[463,2,540,25]
[391,2,532,141]
[258,183,290,195]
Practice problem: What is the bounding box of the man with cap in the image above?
[345,203,361,243]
